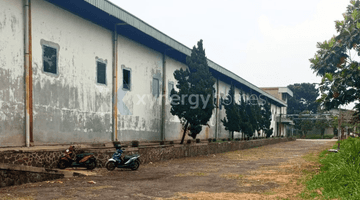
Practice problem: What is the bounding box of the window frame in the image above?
[152,77,160,98]
[96,57,107,85]
[168,81,174,99]
[122,65,131,91]
[41,39,60,77]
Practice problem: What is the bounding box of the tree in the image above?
[314,118,332,139]
[260,101,273,138]
[298,111,314,138]
[221,85,241,139]
[287,83,320,114]
[241,93,256,138]
[250,101,262,138]
[170,40,215,144]
[309,0,360,115]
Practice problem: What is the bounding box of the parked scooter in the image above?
[105,144,140,171]
[58,146,97,170]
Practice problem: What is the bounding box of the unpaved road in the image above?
[0,140,336,200]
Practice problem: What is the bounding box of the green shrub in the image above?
[307,137,360,199]
[303,134,335,139]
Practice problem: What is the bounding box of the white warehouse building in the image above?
[0,0,292,147]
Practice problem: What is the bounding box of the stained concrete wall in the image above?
[0,0,286,147]
[31,0,113,144]
[0,0,25,147]
[116,35,164,141]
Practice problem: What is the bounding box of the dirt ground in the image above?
[0,140,336,200]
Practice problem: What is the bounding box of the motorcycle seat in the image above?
[124,155,133,160]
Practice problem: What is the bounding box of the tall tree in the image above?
[170,40,215,144]
[221,85,241,139]
[314,118,332,139]
[250,102,262,137]
[260,101,273,138]
[298,111,314,138]
[241,94,255,138]
[287,83,320,114]
[309,0,360,115]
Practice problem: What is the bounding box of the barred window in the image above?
[97,61,106,85]
[43,45,57,74]
[123,69,131,90]
[152,78,159,97]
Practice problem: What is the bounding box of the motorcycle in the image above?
[105,144,140,171]
[58,146,97,170]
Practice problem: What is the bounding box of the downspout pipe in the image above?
[112,25,118,142]
[160,53,166,141]
[24,0,33,147]
[112,23,127,142]
[215,78,219,139]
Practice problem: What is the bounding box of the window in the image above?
[97,61,106,85]
[123,68,131,90]
[43,45,57,74]
[153,78,159,97]
[168,81,174,99]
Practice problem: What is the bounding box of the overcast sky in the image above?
[109,0,350,88]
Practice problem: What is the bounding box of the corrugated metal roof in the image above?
[83,0,286,107]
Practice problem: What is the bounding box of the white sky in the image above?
[108,0,350,88]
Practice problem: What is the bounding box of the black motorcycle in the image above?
[105,144,140,171]
[58,146,97,170]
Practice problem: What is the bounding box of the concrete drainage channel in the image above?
[0,163,97,188]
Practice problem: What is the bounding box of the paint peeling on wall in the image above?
[0,0,25,147]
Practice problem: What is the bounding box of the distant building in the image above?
[260,87,294,137]
[327,108,356,137]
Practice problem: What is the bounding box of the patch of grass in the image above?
[306,137,360,199]
[52,198,73,200]
[220,173,243,180]
[299,191,320,199]
[263,191,277,195]
[88,186,114,190]
[302,153,319,162]
[175,172,208,177]
[294,134,334,139]
[0,197,35,200]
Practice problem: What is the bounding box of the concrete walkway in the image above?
[296,139,338,142]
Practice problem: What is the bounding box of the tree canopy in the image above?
[287,83,320,114]
[298,111,314,138]
[170,39,215,144]
[222,88,272,139]
[309,0,360,114]
[221,85,241,139]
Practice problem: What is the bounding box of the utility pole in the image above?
[338,109,342,150]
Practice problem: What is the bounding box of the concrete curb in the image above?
[0,163,73,178]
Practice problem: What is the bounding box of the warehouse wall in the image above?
[31,0,113,144]
[0,0,25,147]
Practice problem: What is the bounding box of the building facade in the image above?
[261,87,294,137]
[0,0,288,147]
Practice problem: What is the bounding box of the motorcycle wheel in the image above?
[130,160,140,171]
[58,160,68,169]
[106,161,116,171]
[87,159,97,170]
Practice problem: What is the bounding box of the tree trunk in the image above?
[180,121,189,144]
[231,131,234,140]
